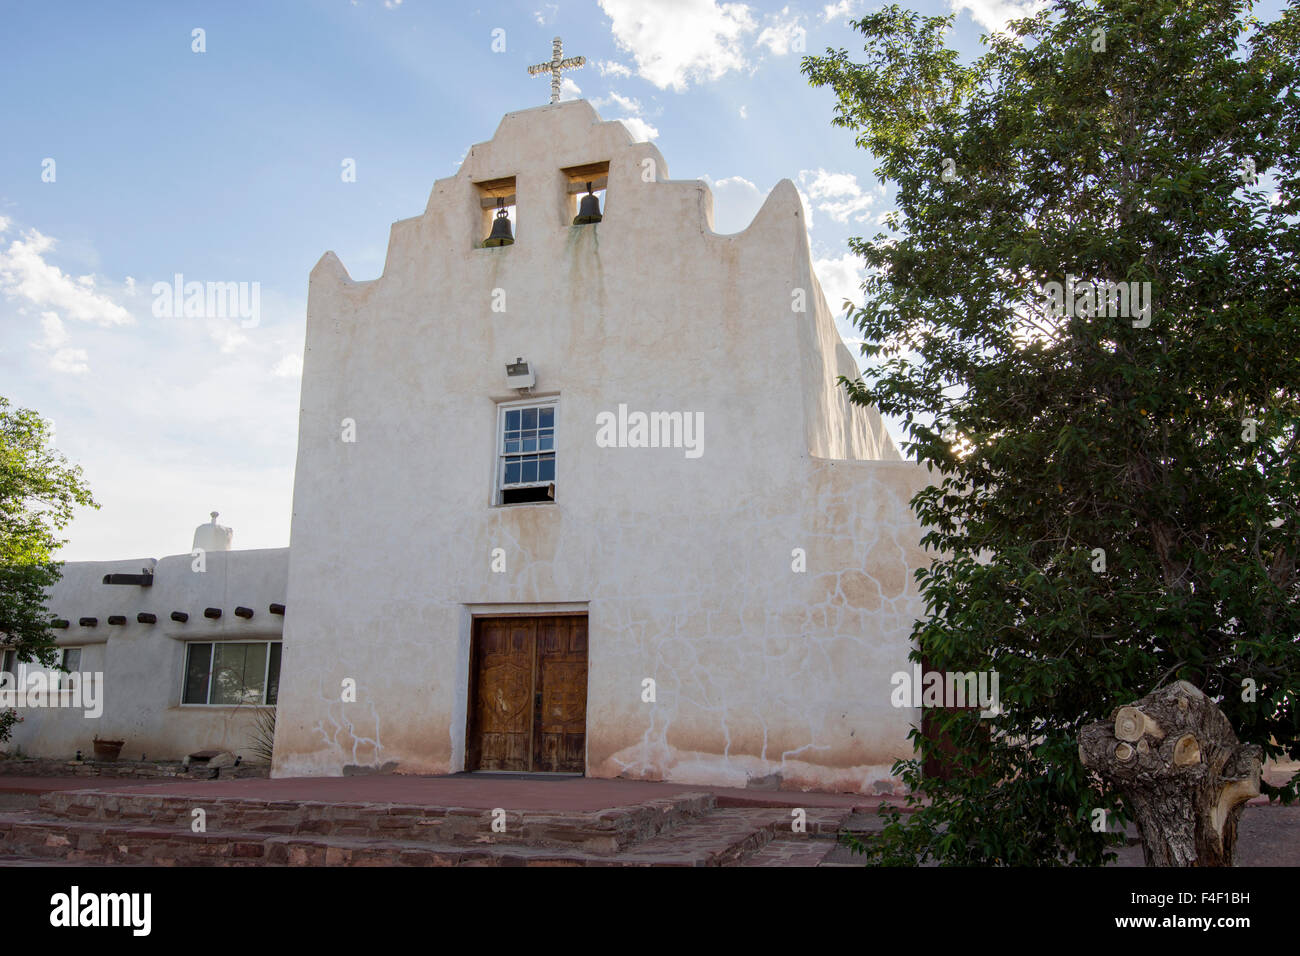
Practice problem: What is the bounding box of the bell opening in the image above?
[562,161,609,228]
[475,176,517,249]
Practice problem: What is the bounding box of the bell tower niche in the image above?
[476,176,517,248]
[562,162,608,227]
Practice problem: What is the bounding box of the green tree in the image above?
[803,0,1299,865]
[0,396,98,743]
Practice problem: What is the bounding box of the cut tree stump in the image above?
[1078,680,1261,867]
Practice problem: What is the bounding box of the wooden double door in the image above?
[466,615,588,773]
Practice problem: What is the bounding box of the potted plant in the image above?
[92,736,125,761]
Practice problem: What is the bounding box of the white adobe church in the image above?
[7,96,932,795]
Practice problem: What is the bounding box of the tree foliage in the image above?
[0,396,98,742]
[804,0,1300,864]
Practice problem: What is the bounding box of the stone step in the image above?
[739,840,837,867]
[621,807,844,866]
[0,854,112,867]
[0,806,849,867]
[0,793,40,810]
[36,788,716,855]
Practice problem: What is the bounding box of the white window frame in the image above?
[181,640,281,707]
[495,397,558,505]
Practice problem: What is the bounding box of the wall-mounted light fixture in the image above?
[506,357,535,390]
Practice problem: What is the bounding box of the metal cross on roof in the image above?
[527,36,585,104]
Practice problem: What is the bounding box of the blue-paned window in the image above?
[498,401,557,504]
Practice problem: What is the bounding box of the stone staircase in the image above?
[0,787,854,867]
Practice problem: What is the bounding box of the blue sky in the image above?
[1,0,1279,560]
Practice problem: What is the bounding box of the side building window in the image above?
[2,647,82,690]
[183,641,282,706]
[55,647,81,691]
[497,399,556,504]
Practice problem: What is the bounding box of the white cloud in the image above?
[598,0,756,91]
[812,251,867,319]
[756,8,805,55]
[31,308,90,376]
[596,59,634,78]
[948,0,1049,35]
[273,353,303,379]
[0,216,10,234]
[560,77,583,100]
[617,116,660,141]
[0,228,133,326]
[534,3,559,24]
[124,276,136,296]
[797,168,883,223]
[822,0,860,22]
[206,318,251,354]
[49,348,89,376]
[802,169,862,198]
[739,105,748,119]
[28,307,91,377]
[595,92,660,145]
[706,174,764,232]
[37,311,69,349]
[594,91,644,114]
[819,195,876,223]
[713,175,757,190]
[593,92,659,145]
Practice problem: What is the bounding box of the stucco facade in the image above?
[269,100,930,793]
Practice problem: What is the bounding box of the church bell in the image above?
[573,182,602,225]
[484,201,514,247]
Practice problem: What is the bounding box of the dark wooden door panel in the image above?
[534,616,588,773]
[469,618,535,771]
[468,615,587,773]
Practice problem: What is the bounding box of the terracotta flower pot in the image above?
[92,738,125,762]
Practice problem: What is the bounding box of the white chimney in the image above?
[192,511,234,552]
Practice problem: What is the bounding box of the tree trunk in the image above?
[1078,680,1261,866]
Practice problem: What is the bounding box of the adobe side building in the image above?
[8,101,931,795]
